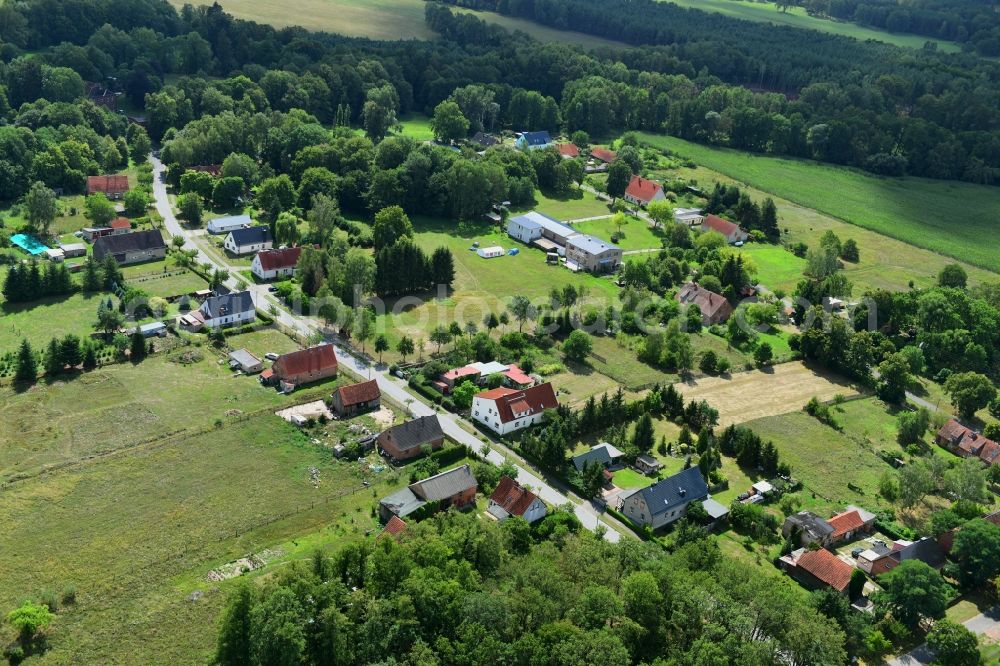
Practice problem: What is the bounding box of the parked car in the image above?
[267,286,278,293]
[264,352,278,361]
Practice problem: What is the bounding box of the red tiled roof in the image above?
[557,143,580,158]
[489,476,540,517]
[475,383,558,424]
[797,549,853,591]
[110,218,131,230]
[625,175,662,204]
[255,246,302,272]
[591,147,617,163]
[702,214,742,237]
[87,175,129,195]
[273,345,338,379]
[333,379,380,407]
[384,515,407,536]
[827,510,866,539]
[937,419,996,458]
[443,366,480,382]
[504,364,532,386]
[260,367,273,380]
[979,440,1000,465]
[676,282,732,321]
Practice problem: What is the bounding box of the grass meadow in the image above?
[664,0,960,52]
[0,412,406,664]
[572,216,665,251]
[640,133,1000,278]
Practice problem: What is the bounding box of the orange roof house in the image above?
[487,476,547,524]
[331,379,381,417]
[266,344,338,390]
[623,175,665,206]
[87,175,129,199]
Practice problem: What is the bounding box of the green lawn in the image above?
[664,0,960,52]
[586,334,677,390]
[0,290,106,356]
[574,216,665,251]
[373,217,621,361]
[225,326,302,359]
[742,410,895,515]
[735,244,807,293]
[126,268,207,299]
[639,133,1000,277]
[524,188,613,221]
[0,412,405,664]
[395,113,435,141]
[612,468,654,489]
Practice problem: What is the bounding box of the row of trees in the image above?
[2,259,75,303]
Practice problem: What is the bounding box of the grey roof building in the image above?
[379,464,477,521]
[201,290,255,320]
[93,229,167,265]
[227,226,272,247]
[565,234,622,274]
[782,511,836,547]
[572,446,612,473]
[618,467,709,530]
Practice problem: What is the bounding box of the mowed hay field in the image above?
[675,362,859,427]
[0,414,404,664]
[182,0,630,48]
[663,0,961,52]
[640,133,1000,277]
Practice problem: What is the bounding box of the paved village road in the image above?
[151,155,623,542]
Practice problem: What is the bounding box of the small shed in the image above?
[635,454,662,475]
[138,321,167,337]
[59,243,87,258]
[44,248,65,262]
[752,481,774,495]
[476,246,505,259]
[229,348,263,373]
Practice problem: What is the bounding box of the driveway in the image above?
[150,154,624,542]
[887,606,1000,665]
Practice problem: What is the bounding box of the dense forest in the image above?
[214,512,854,666]
[798,0,1000,56]
[0,0,999,196]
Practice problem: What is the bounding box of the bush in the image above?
[61,585,76,605]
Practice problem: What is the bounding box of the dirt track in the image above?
[676,362,859,427]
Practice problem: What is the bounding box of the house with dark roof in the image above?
[857,537,945,576]
[92,229,167,266]
[87,175,129,199]
[224,226,273,256]
[936,419,999,465]
[782,511,836,548]
[623,175,665,207]
[515,131,553,151]
[779,548,853,593]
[331,379,381,418]
[192,290,255,330]
[827,506,876,545]
[617,467,709,530]
[251,246,302,281]
[571,443,622,474]
[488,476,547,524]
[676,282,733,325]
[470,132,499,148]
[262,344,338,391]
[635,454,662,475]
[378,415,445,462]
[700,214,748,244]
[471,383,559,436]
[379,464,477,521]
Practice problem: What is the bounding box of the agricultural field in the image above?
[675,361,859,427]
[742,409,895,515]
[663,0,961,52]
[175,0,630,48]
[0,412,407,664]
[640,133,1000,278]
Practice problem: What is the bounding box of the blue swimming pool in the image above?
[10,233,49,255]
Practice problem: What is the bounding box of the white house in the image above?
[251,246,302,281]
[673,208,705,226]
[514,131,553,151]
[471,382,558,436]
[192,290,255,329]
[507,214,543,243]
[476,246,504,259]
[224,227,273,256]
[208,214,252,235]
[506,210,578,256]
[624,175,666,207]
[487,476,548,524]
